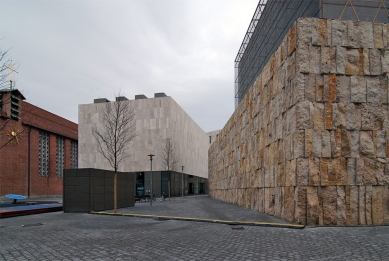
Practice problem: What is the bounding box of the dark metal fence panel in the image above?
[63,168,135,213]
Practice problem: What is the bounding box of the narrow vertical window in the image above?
[209,136,212,144]
[11,94,20,120]
[56,136,65,177]
[70,140,78,169]
[39,131,50,177]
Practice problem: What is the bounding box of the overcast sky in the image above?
[1,0,258,132]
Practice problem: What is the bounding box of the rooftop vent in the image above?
[116,96,128,101]
[154,92,167,98]
[94,98,110,103]
[135,94,148,100]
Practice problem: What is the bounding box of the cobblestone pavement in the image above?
[1,195,389,260]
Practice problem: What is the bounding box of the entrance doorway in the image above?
[136,172,145,196]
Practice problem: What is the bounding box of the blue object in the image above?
[5,194,27,204]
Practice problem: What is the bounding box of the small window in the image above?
[209,136,212,144]
[70,140,78,169]
[39,131,50,177]
[56,136,65,177]
[11,94,20,120]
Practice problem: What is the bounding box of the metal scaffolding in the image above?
[234,0,389,107]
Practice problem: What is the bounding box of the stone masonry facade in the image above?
[209,18,389,226]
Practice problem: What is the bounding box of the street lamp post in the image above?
[148,154,155,206]
[181,166,184,198]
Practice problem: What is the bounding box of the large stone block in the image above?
[322,186,337,225]
[285,159,296,187]
[346,48,363,75]
[258,188,264,213]
[283,186,295,222]
[374,23,384,48]
[367,76,381,103]
[361,100,389,129]
[306,73,316,101]
[360,131,375,158]
[312,102,324,130]
[305,129,313,158]
[264,187,275,216]
[296,101,311,130]
[295,187,307,225]
[321,47,336,74]
[296,44,310,73]
[321,158,329,185]
[384,24,389,48]
[307,186,319,226]
[379,76,388,103]
[383,186,389,224]
[289,24,296,55]
[331,19,348,47]
[350,76,366,103]
[347,186,359,225]
[274,187,282,218]
[347,158,357,185]
[276,162,285,187]
[370,49,382,76]
[312,130,322,157]
[337,186,346,225]
[331,129,342,158]
[347,103,361,130]
[309,157,321,186]
[382,51,389,75]
[359,186,366,225]
[336,75,350,102]
[363,48,370,75]
[316,75,325,102]
[322,130,332,157]
[293,130,305,158]
[348,21,374,48]
[376,130,387,158]
[372,186,384,225]
[296,158,309,186]
[325,102,333,130]
[328,158,341,185]
[313,19,330,46]
[336,46,347,74]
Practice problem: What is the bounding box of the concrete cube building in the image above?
[78,93,209,196]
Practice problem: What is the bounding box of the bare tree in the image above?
[160,137,178,171]
[1,48,11,89]
[92,95,137,213]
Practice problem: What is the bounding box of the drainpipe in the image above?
[27,126,31,198]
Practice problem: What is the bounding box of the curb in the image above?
[0,206,63,218]
[90,211,305,229]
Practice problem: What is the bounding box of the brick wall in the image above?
[0,97,78,197]
[209,18,389,226]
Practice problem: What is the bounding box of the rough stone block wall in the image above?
[209,18,389,226]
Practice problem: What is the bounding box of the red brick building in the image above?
[0,88,78,197]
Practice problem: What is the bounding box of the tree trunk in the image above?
[114,172,117,213]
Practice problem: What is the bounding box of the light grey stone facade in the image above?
[79,94,209,178]
[206,130,221,146]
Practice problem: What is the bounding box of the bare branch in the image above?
[92,93,137,172]
[160,137,178,171]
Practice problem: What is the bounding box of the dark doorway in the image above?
[189,182,194,194]
[136,172,145,196]
[161,171,170,196]
[199,183,205,194]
